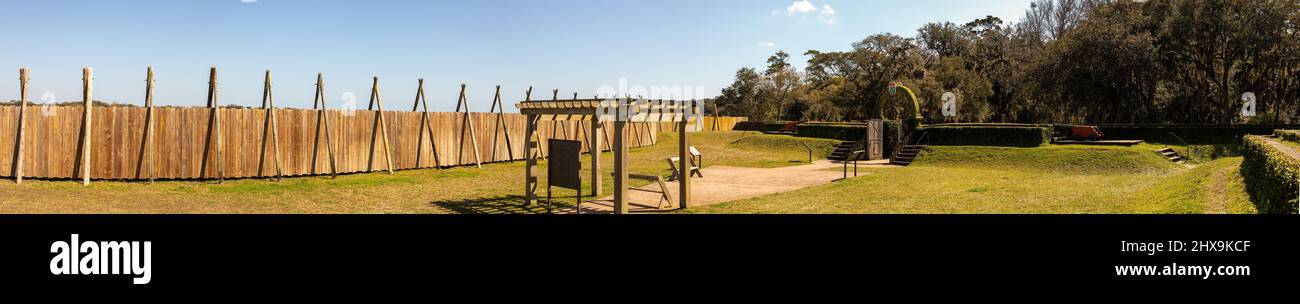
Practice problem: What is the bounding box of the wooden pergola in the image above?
[518,98,701,214]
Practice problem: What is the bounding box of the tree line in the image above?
[715,0,1300,125]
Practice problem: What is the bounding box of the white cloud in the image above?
[759,42,776,48]
[781,1,837,25]
[819,4,836,24]
[786,0,817,15]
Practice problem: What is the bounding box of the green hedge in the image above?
[918,125,1051,147]
[796,123,870,140]
[733,121,790,132]
[1275,130,1300,143]
[1240,135,1300,214]
[1090,125,1298,145]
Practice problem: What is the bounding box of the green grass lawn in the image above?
[688,144,1257,214]
[0,131,1261,214]
[0,131,838,214]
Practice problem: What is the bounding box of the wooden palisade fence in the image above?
[0,67,747,183]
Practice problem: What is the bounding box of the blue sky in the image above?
[0,0,1033,111]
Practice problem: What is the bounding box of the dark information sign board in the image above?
[548,139,583,190]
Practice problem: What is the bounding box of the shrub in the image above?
[796,123,871,140]
[733,121,789,132]
[1091,125,1295,145]
[918,125,1051,147]
[1240,135,1300,214]
[1275,130,1300,143]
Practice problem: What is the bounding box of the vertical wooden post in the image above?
[13,68,29,184]
[138,67,156,182]
[367,76,394,174]
[455,84,482,168]
[258,70,284,181]
[590,113,601,197]
[712,100,721,131]
[311,73,338,178]
[207,67,225,183]
[524,114,538,206]
[412,79,441,168]
[526,87,546,159]
[613,98,629,214]
[678,100,694,209]
[80,67,92,186]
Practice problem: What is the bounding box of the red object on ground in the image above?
[779,122,798,133]
[1071,126,1105,141]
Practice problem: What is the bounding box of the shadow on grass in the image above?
[432,195,680,214]
[432,195,600,214]
[431,195,550,214]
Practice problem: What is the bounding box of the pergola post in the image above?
[590,115,601,197]
[612,99,629,214]
[678,100,694,209]
[524,114,538,206]
[613,120,628,214]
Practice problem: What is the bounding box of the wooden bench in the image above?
[666,156,702,181]
[628,174,674,209]
[689,146,703,168]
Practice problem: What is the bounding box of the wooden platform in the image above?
[1053,139,1144,146]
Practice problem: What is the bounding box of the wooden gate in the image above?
[866,120,884,160]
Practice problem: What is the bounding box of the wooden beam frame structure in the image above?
[454,84,483,168]
[518,98,701,214]
[412,79,442,169]
[258,70,284,181]
[199,67,225,183]
[311,73,339,178]
[367,77,395,174]
[488,85,514,162]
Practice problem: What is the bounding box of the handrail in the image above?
[1168,132,1194,161]
[833,130,847,142]
[800,142,814,163]
[892,131,929,160]
[913,132,930,147]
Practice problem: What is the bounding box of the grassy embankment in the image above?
[690,144,1256,214]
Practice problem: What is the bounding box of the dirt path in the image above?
[1203,166,1229,214]
[574,160,899,213]
[1263,137,1300,160]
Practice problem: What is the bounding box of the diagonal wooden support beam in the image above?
[199,67,225,183]
[310,73,338,178]
[135,67,156,182]
[488,85,514,162]
[367,76,395,174]
[12,68,29,184]
[80,67,93,186]
[412,79,441,168]
[455,84,483,168]
[257,70,284,181]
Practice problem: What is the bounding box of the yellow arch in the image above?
[891,82,924,129]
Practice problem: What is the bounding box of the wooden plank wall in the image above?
[0,105,748,180]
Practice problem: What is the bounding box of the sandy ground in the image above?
[567,159,899,214]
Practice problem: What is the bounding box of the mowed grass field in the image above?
[0,132,839,214]
[1,131,1259,214]
[688,144,1258,214]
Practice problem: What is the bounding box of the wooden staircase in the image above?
[1156,148,1186,164]
[890,145,927,166]
[828,141,856,161]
